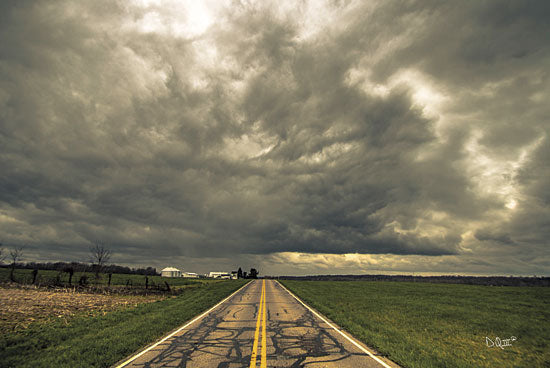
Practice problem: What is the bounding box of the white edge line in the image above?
[114,281,252,368]
[277,281,395,368]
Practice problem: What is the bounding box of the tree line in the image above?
[279,274,550,287]
[1,261,158,276]
[237,267,259,279]
[0,243,158,278]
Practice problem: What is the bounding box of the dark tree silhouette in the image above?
[0,242,5,263]
[249,268,258,279]
[79,275,88,286]
[31,268,38,284]
[90,242,111,278]
[9,246,23,282]
[237,267,243,279]
[63,266,75,285]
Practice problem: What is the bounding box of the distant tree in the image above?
[0,242,5,263]
[249,268,258,279]
[63,266,75,285]
[237,267,243,279]
[31,268,38,284]
[90,242,112,278]
[79,275,88,286]
[54,271,62,286]
[243,271,248,279]
[9,246,23,282]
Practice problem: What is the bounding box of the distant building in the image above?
[182,272,199,278]
[209,271,231,279]
[161,267,181,277]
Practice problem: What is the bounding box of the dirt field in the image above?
[0,286,164,333]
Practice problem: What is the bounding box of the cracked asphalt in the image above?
[119,280,398,368]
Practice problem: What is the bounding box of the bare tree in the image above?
[9,246,23,282]
[90,243,111,279]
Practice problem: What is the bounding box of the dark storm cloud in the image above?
[0,0,548,274]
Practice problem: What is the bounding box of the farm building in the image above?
[209,271,231,279]
[182,272,199,278]
[161,267,181,277]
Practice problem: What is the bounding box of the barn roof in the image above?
[162,267,180,272]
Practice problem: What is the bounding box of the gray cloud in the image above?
[0,0,548,275]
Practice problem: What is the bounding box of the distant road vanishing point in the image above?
[114,279,399,368]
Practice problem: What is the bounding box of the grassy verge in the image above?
[0,279,248,368]
[280,280,550,368]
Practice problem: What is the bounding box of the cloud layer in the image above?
[0,0,548,275]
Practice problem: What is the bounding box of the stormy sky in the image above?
[1,0,549,276]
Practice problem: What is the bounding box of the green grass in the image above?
[0,279,248,368]
[280,280,550,368]
[0,267,217,288]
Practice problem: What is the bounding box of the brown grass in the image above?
[0,285,164,333]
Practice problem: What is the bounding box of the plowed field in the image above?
[0,286,162,333]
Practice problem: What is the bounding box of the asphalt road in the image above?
[116,279,398,368]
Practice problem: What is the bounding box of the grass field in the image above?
[0,279,248,368]
[280,280,550,368]
[0,267,217,288]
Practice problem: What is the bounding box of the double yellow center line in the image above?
[250,280,267,368]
